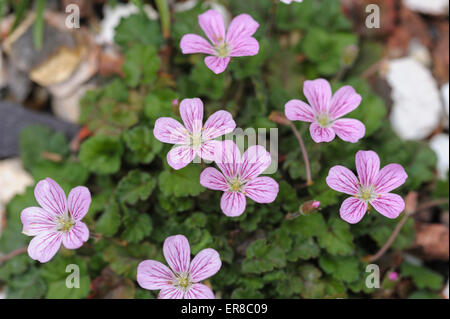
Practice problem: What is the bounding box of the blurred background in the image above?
[0,0,448,299]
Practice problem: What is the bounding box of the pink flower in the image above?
[326,150,408,224]
[180,9,260,74]
[388,271,399,281]
[280,0,303,3]
[20,178,91,263]
[137,235,221,299]
[311,200,321,208]
[285,78,365,143]
[153,97,236,170]
[200,140,279,217]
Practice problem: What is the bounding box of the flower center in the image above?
[357,185,377,203]
[228,177,245,192]
[190,133,203,149]
[173,274,192,292]
[215,42,230,58]
[56,214,75,233]
[316,113,332,128]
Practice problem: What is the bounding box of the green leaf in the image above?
[158,165,205,197]
[317,216,355,256]
[6,268,46,298]
[116,170,156,204]
[319,255,360,283]
[96,199,121,237]
[401,262,444,290]
[122,45,161,87]
[123,126,163,164]
[242,239,286,274]
[79,135,124,174]
[121,209,152,243]
[114,14,163,49]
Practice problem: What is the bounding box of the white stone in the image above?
[0,54,6,89]
[96,3,158,45]
[429,134,449,180]
[403,0,449,15]
[51,84,95,123]
[0,158,33,205]
[442,83,449,116]
[387,57,443,140]
[443,280,449,299]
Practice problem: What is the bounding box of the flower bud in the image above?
[300,200,321,216]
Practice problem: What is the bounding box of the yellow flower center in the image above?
[56,215,75,233]
[317,114,331,128]
[174,274,192,291]
[215,42,230,58]
[357,186,377,203]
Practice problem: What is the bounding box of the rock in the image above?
[403,0,449,16]
[442,83,449,116]
[51,83,96,123]
[413,222,449,260]
[96,3,158,45]
[0,101,80,158]
[408,39,432,67]
[0,54,6,89]
[429,134,449,180]
[0,158,33,205]
[387,57,443,140]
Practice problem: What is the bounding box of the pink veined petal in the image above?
[244,176,279,203]
[198,10,226,45]
[214,140,241,179]
[197,140,221,162]
[326,165,359,195]
[167,145,196,170]
[371,193,405,219]
[332,118,366,143]
[375,164,408,194]
[67,186,91,221]
[226,14,259,45]
[285,99,315,122]
[204,56,230,74]
[180,34,215,55]
[34,178,67,217]
[180,98,204,134]
[355,150,380,187]
[163,235,191,275]
[229,37,259,57]
[340,197,368,224]
[27,231,63,263]
[137,260,174,290]
[21,207,57,236]
[303,78,332,114]
[309,122,336,143]
[62,221,89,249]
[200,167,228,191]
[328,86,362,120]
[203,110,236,140]
[153,117,189,145]
[189,248,222,282]
[220,191,246,217]
[185,284,215,299]
[239,145,271,181]
[159,286,184,299]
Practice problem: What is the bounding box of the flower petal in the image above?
[159,286,184,299]
[214,140,241,179]
[167,145,196,170]
[189,248,222,282]
[226,14,259,45]
[328,86,362,119]
[163,235,191,274]
[303,78,332,114]
[309,122,336,143]
[229,37,259,57]
[220,191,246,217]
[62,221,89,249]
[203,110,236,140]
[239,145,271,181]
[371,193,405,219]
[153,117,189,145]
[137,260,174,290]
[67,186,91,221]
[200,167,228,191]
[34,178,67,217]
[204,56,230,74]
[185,284,215,299]
[326,165,359,195]
[244,176,279,203]
[332,118,365,143]
[180,34,214,55]
[27,231,62,263]
[355,150,380,187]
[198,10,225,45]
[340,197,368,224]
[180,98,204,134]
[197,140,220,161]
[375,164,408,194]
[285,99,315,122]
[21,207,57,236]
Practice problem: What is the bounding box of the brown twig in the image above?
[288,121,313,186]
[0,246,27,264]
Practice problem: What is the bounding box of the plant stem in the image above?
[0,246,27,264]
[288,122,313,186]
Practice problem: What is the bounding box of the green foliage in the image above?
[1,0,443,300]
